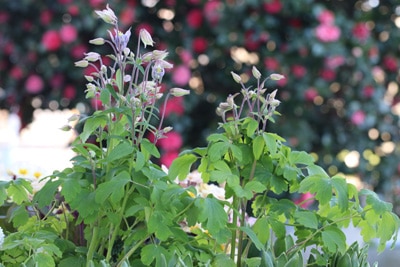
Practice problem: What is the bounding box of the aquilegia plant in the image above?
[0,5,398,267]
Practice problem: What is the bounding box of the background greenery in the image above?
[1,0,400,213]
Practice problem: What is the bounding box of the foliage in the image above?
[0,3,399,267]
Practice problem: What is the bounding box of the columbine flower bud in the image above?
[94,4,117,25]
[60,125,72,131]
[231,71,242,83]
[170,88,190,97]
[89,38,105,45]
[270,99,281,107]
[163,126,173,133]
[252,66,261,79]
[84,52,101,62]
[139,29,155,48]
[67,114,80,122]
[152,50,169,60]
[152,62,165,84]
[226,94,236,108]
[270,73,285,81]
[74,60,89,68]
[84,75,94,82]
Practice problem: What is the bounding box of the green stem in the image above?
[86,225,99,266]
[230,195,239,261]
[117,236,150,267]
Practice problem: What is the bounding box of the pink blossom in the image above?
[120,8,135,26]
[263,0,282,14]
[382,55,398,72]
[304,88,319,102]
[325,55,345,69]
[192,37,208,54]
[63,85,77,100]
[187,9,203,29]
[264,57,280,71]
[60,24,77,43]
[161,97,184,117]
[50,74,65,88]
[294,192,315,209]
[41,30,62,51]
[0,12,9,23]
[178,49,193,65]
[172,65,191,86]
[71,44,88,59]
[320,69,336,81]
[362,85,374,98]
[352,23,370,42]
[10,67,23,79]
[317,10,335,24]
[158,131,183,152]
[160,151,179,167]
[40,10,53,25]
[315,24,341,42]
[351,110,366,126]
[204,1,221,26]
[25,74,44,94]
[291,64,307,78]
[89,0,105,8]
[68,5,80,16]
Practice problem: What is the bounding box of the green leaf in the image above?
[245,118,259,137]
[331,176,348,211]
[207,133,229,143]
[60,177,82,204]
[7,179,32,205]
[33,252,55,267]
[289,151,315,166]
[208,142,229,162]
[245,181,267,194]
[100,87,111,105]
[321,226,346,254]
[141,244,169,266]
[168,154,197,181]
[105,141,134,162]
[212,254,235,267]
[294,210,318,229]
[115,68,124,93]
[253,135,265,160]
[95,170,130,204]
[360,189,393,215]
[33,180,62,209]
[80,114,107,143]
[148,211,173,241]
[240,226,264,251]
[135,151,145,171]
[141,138,160,159]
[299,175,332,206]
[253,217,270,244]
[9,204,29,228]
[196,196,228,242]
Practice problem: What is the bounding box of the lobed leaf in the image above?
[168,153,197,181]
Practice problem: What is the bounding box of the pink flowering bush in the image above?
[1,0,400,212]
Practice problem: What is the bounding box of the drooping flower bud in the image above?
[89,38,105,45]
[170,88,190,97]
[152,62,165,84]
[74,60,89,68]
[270,73,285,81]
[252,66,261,79]
[84,52,101,62]
[60,125,72,131]
[231,71,242,83]
[94,4,117,25]
[67,114,80,122]
[139,28,155,48]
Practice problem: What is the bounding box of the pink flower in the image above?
[294,192,315,209]
[352,22,370,42]
[63,85,76,100]
[315,24,341,42]
[263,0,282,14]
[50,74,65,88]
[320,69,336,81]
[187,9,203,29]
[325,55,345,69]
[291,64,307,78]
[304,88,319,102]
[25,74,44,94]
[10,67,23,79]
[40,10,53,25]
[172,65,191,86]
[89,0,105,8]
[161,97,184,117]
[60,24,77,43]
[317,10,335,24]
[264,57,280,71]
[178,49,193,65]
[204,1,221,26]
[192,37,208,54]
[160,151,179,167]
[245,30,262,51]
[71,44,88,59]
[41,30,62,51]
[158,131,183,151]
[120,8,135,26]
[351,110,366,126]
[68,5,80,16]
[362,85,374,98]
[382,55,398,72]
[135,23,154,37]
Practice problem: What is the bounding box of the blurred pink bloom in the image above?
[158,131,183,152]
[294,192,315,209]
[263,0,282,14]
[362,85,374,98]
[325,55,345,69]
[204,1,221,26]
[160,151,179,167]
[352,22,370,42]
[40,10,53,25]
[315,24,341,42]
[120,8,135,26]
[264,57,280,71]
[172,65,191,86]
[351,110,366,126]
[71,44,88,59]
[50,74,65,88]
[382,55,398,72]
[89,0,105,8]
[317,10,335,24]
[10,67,23,80]
[187,9,203,29]
[60,24,77,43]
[192,37,208,54]
[68,5,80,16]
[161,97,184,117]
[135,23,154,37]
[63,85,77,100]
[25,74,44,94]
[178,49,193,65]
[42,30,62,51]
[320,69,336,81]
[58,0,73,3]
[304,88,319,102]
[0,12,9,23]
[291,64,307,78]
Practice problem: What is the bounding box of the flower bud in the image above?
[94,4,117,25]
[84,75,94,82]
[84,52,101,62]
[89,38,105,45]
[163,126,173,133]
[270,73,285,81]
[252,66,261,79]
[60,125,72,131]
[231,71,242,83]
[67,114,80,122]
[74,60,89,68]
[170,88,190,97]
[139,29,155,48]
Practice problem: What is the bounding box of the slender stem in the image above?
[230,195,238,261]
[117,236,150,267]
[86,225,99,266]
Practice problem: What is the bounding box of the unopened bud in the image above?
[139,29,155,48]
[67,114,80,122]
[270,73,285,81]
[163,126,173,133]
[74,60,89,68]
[60,125,72,131]
[252,66,261,79]
[170,88,190,97]
[231,71,242,83]
[84,52,101,62]
[94,4,117,25]
[89,38,105,45]
[84,75,94,82]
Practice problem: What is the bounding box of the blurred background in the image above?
[1,0,400,218]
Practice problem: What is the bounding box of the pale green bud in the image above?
[89,38,105,45]
[231,71,242,83]
[67,114,80,122]
[252,66,261,79]
[270,73,285,81]
[84,75,94,82]
[163,126,173,133]
[84,52,101,62]
[74,60,89,68]
[60,124,72,131]
[139,29,154,48]
[170,88,190,97]
[94,4,117,25]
